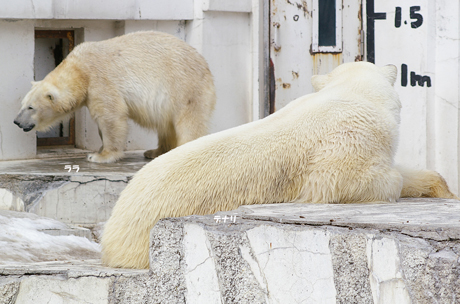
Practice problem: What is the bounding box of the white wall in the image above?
[0,0,194,20]
[0,20,36,160]
[186,11,252,132]
[371,0,460,194]
[186,1,253,132]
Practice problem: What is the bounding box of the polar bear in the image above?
[101,62,458,269]
[14,31,216,163]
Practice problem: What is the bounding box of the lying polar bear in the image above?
[102,62,458,269]
[14,31,216,163]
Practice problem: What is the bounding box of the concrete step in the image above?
[149,198,460,304]
[1,198,459,303]
[0,151,149,225]
[0,260,148,304]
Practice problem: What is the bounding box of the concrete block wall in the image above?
[0,174,129,224]
[0,19,37,161]
[0,152,150,224]
[148,214,460,303]
[2,199,459,303]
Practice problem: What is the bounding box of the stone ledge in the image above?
[0,260,146,277]
[0,260,150,304]
[236,198,460,241]
[0,151,148,224]
[1,199,459,303]
[149,198,460,303]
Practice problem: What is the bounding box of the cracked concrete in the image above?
[237,198,460,241]
[0,277,20,304]
[0,151,148,224]
[1,198,460,303]
[207,226,267,303]
[183,223,222,303]
[144,199,460,303]
[28,175,129,224]
[0,175,70,211]
[148,220,187,303]
[0,175,129,224]
[0,260,151,304]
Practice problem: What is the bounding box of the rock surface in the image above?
[0,198,459,303]
[0,151,148,224]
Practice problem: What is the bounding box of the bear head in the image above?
[14,60,87,133]
[311,62,397,92]
[14,80,71,132]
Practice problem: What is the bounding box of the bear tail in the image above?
[397,166,459,200]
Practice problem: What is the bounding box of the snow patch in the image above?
[0,210,100,265]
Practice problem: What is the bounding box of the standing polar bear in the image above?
[14,31,216,163]
[102,62,458,269]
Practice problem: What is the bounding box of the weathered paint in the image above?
[270,0,362,109]
[312,53,343,76]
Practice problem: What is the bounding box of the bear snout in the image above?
[22,124,35,132]
[13,119,35,132]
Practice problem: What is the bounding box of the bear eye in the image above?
[28,106,33,110]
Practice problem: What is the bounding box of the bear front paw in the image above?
[144,149,164,159]
[87,151,123,163]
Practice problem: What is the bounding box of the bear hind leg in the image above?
[398,166,459,200]
[144,86,215,159]
[175,119,209,147]
[144,122,177,159]
[174,85,216,147]
[174,103,213,148]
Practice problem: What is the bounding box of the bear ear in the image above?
[46,93,55,102]
[311,74,329,92]
[380,64,398,86]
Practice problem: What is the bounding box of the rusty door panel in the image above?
[269,0,362,111]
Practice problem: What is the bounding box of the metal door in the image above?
[269,0,363,111]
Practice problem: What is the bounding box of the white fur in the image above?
[102,62,458,269]
[14,31,216,163]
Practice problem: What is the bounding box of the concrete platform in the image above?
[0,151,149,225]
[1,198,459,303]
[0,260,148,304]
[149,198,460,304]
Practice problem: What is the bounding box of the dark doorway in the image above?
[34,30,75,146]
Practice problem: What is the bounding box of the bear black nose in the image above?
[13,120,20,126]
